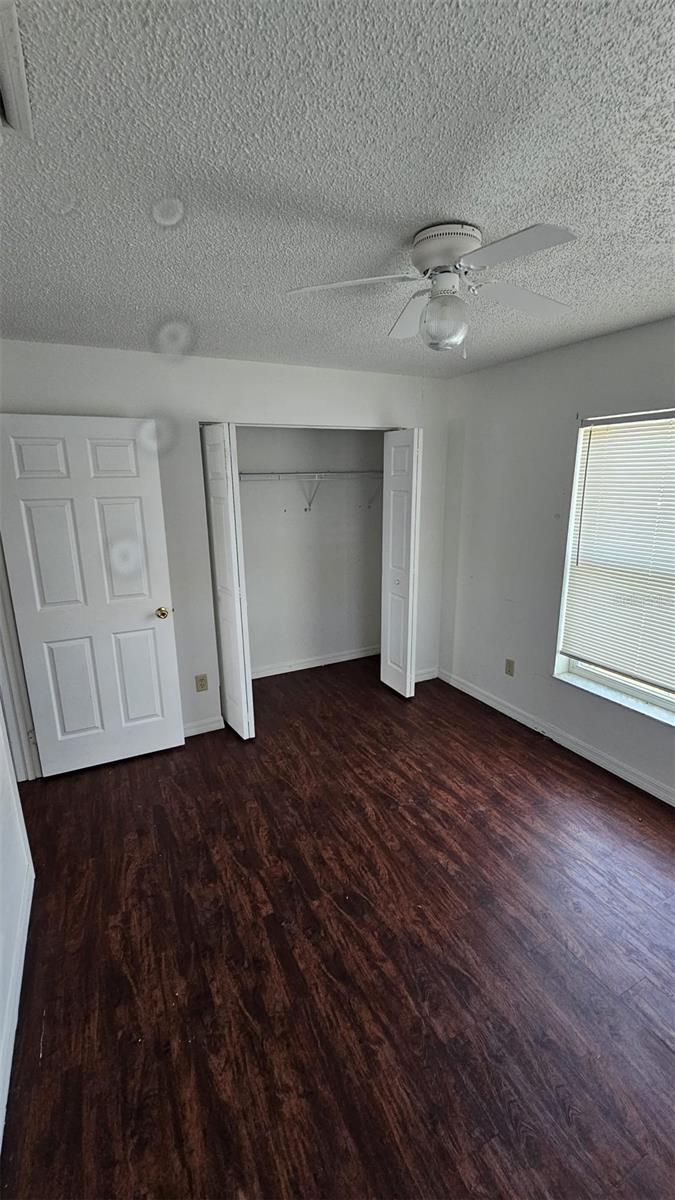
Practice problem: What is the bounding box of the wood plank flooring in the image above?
[2,658,674,1199]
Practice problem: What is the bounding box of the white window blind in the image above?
[559,412,675,698]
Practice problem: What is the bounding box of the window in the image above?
[555,410,675,723]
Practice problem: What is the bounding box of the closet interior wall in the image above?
[236,427,384,678]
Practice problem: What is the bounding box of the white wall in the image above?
[0,698,34,1146]
[236,426,385,474]
[0,340,449,740]
[237,427,383,676]
[441,317,675,805]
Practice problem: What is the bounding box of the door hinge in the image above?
[27,728,36,744]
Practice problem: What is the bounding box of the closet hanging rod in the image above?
[238,470,383,481]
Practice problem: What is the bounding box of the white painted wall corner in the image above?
[415,666,439,682]
[184,716,225,737]
[251,646,380,679]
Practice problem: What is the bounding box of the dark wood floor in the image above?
[2,659,674,1200]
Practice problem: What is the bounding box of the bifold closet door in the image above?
[381,428,423,698]
[0,413,184,776]
[201,424,255,740]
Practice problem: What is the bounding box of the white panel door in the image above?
[381,428,423,697]
[0,414,184,775]
[201,423,254,740]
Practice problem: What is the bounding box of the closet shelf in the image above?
[238,470,383,512]
[238,471,383,481]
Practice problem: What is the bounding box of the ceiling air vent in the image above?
[0,0,33,139]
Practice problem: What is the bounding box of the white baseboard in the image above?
[252,652,437,683]
[252,646,380,679]
[416,667,439,682]
[438,670,674,808]
[0,860,34,1149]
[184,716,225,737]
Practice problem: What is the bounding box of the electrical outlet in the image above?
[195,673,208,692]
[505,658,515,677]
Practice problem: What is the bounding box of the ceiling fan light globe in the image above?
[419,294,468,350]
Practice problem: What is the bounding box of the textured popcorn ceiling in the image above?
[1,0,673,378]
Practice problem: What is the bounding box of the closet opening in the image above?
[201,423,423,740]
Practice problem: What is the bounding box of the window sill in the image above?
[554,671,675,728]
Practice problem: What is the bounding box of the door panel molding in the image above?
[45,636,103,737]
[21,498,86,609]
[10,435,69,479]
[113,628,163,724]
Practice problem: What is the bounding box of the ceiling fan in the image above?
[289,222,575,352]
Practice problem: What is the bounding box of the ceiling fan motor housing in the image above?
[411,222,482,275]
[430,270,460,296]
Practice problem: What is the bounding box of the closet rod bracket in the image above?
[367,480,382,509]
[304,479,322,512]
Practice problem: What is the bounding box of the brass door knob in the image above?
[155,606,170,619]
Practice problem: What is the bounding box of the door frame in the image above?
[0,539,40,781]
[0,696,35,1147]
[202,420,423,728]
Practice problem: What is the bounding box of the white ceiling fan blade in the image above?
[459,224,575,271]
[478,280,570,317]
[289,273,418,296]
[388,290,430,339]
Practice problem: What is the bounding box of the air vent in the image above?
[0,0,33,139]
